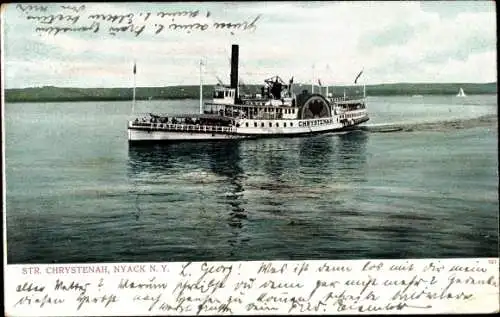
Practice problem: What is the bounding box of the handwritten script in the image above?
[5,258,499,315]
[14,4,261,37]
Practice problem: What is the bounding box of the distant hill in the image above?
[4,82,497,103]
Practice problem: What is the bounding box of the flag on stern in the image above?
[354,69,363,84]
[318,79,322,86]
[289,76,294,84]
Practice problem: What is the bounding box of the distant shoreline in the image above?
[4,82,497,103]
[4,94,499,104]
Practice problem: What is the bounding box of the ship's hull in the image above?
[128,129,246,142]
[128,117,369,143]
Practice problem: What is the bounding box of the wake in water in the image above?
[362,114,497,133]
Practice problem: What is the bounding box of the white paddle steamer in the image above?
[128,45,369,143]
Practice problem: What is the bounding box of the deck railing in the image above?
[330,96,366,103]
[130,122,235,133]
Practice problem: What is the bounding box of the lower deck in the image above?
[128,115,369,142]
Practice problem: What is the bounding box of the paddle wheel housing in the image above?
[297,93,331,119]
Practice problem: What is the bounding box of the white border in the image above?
[1,2,499,316]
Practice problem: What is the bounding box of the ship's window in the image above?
[269,122,272,127]
[261,122,264,127]
[290,122,293,127]
[264,108,267,113]
[254,122,257,127]
[292,109,295,114]
[276,122,279,127]
[284,122,287,127]
[245,122,249,127]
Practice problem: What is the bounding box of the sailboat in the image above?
[456,87,466,97]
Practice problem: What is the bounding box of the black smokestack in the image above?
[230,44,239,93]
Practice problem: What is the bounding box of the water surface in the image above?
[5,95,498,263]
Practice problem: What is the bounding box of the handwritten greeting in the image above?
[15,3,262,37]
[5,258,499,316]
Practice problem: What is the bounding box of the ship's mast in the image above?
[132,60,136,114]
[361,69,366,99]
[311,64,315,94]
[325,64,330,97]
[199,59,204,114]
[355,67,365,99]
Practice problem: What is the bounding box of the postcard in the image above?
[2,1,498,316]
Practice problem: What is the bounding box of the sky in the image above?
[1,1,497,88]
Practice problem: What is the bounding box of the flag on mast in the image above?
[133,62,136,74]
[318,79,322,86]
[132,60,137,114]
[354,69,363,84]
[199,58,205,114]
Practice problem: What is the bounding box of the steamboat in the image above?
[127,45,369,143]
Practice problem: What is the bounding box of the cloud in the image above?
[2,1,497,88]
[357,4,496,83]
[359,23,417,51]
[420,1,496,18]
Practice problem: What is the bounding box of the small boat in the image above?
[127,45,369,143]
[456,87,466,97]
